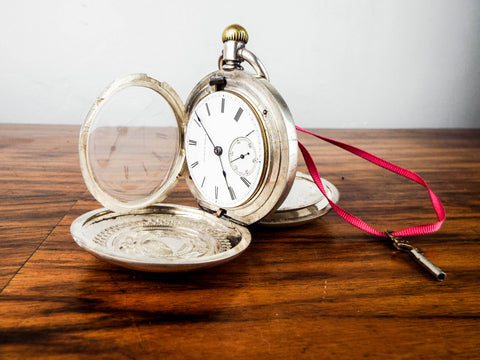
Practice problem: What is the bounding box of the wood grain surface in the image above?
[0,124,479,359]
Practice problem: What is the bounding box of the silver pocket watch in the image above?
[71,25,340,272]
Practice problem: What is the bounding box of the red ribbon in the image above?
[296,126,446,237]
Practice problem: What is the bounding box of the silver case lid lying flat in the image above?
[71,204,251,272]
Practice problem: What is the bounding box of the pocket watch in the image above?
[70,25,339,272]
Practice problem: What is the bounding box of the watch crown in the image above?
[222,24,248,44]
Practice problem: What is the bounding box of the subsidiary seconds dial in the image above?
[185,91,265,208]
[228,137,258,177]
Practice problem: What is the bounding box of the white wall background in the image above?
[1,0,479,128]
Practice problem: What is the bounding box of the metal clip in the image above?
[386,231,446,281]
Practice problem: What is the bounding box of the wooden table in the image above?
[1,124,479,359]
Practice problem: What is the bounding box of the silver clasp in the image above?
[386,231,446,281]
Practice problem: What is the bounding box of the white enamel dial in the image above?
[185,91,265,208]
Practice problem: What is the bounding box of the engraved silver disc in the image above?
[70,204,251,272]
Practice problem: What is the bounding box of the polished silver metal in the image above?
[218,49,270,80]
[237,48,270,81]
[259,172,340,227]
[219,24,269,80]
[79,73,187,214]
[409,249,447,281]
[386,231,446,281]
[222,39,246,71]
[184,69,297,225]
[71,204,251,272]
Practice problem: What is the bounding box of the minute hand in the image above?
[195,112,216,148]
[218,155,231,190]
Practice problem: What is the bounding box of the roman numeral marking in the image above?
[228,186,236,200]
[240,176,251,187]
[234,107,243,121]
[221,98,225,113]
[205,103,211,116]
[191,161,199,168]
[215,186,218,200]
[188,139,197,146]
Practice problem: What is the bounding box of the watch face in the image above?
[185,91,266,208]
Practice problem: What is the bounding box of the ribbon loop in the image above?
[296,126,445,237]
